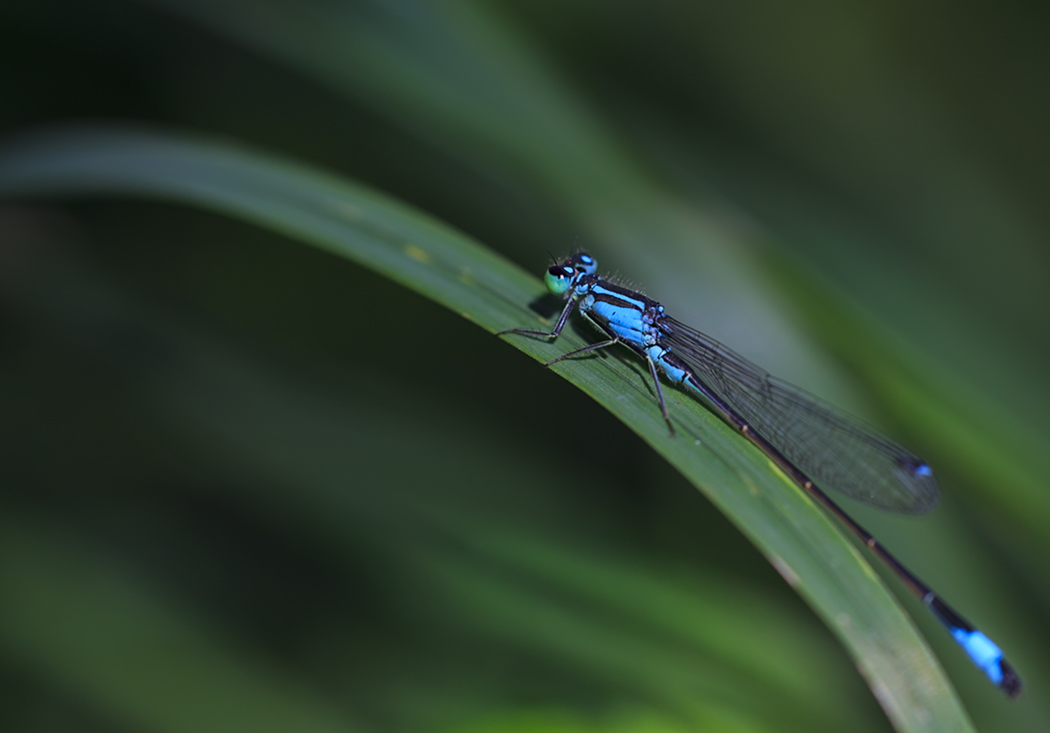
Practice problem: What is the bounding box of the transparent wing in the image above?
[660,317,939,514]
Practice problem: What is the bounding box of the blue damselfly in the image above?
[500,252,1021,697]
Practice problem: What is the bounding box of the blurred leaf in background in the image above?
[0,1,1048,732]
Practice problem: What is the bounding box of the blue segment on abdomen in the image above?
[951,628,1005,685]
[648,346,687,384]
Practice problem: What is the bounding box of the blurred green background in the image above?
[1,1,1049,731]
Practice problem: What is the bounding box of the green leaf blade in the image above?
[0,127,974,732]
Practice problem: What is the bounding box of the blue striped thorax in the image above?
[542,255,687,384]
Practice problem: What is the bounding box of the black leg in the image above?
[544,338,618,366]
[497,298,577,339]
[647,356,676,437]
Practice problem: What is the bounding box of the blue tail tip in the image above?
[952,629,1023,697]
[1000,660,1023,698]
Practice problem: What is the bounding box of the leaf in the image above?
[0,127,974,732]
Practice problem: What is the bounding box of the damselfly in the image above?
[500,252,1021,697]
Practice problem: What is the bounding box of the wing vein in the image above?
[660,316,938,514]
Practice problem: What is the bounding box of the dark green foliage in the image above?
[1,2,1047,732]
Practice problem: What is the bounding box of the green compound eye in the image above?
[544,265,575,295]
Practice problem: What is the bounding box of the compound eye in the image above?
[548,265,573,278]
[544,264,576,296]
[570,252,597,275]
